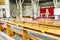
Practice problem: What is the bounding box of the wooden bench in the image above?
[1,18,60,40]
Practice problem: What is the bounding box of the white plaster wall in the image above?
[0,5,5,8]
[23,6,33,17]
[10,2,18,17]
[5,0,10,17]
[10,3,40,18]
[23,6,40,18]
[0,5,5,18]
[0,9,3,17]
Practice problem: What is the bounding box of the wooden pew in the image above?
[1,18,41,40]
[0,23,4,31]
[1,18,60,40]
[6,23,15,37]
[0,31,14,40]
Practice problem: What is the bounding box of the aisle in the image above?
[0,31,23,40]
[12,34,22,40]
[0,31,14,40]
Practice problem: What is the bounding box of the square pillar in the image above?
[5,0,10,18]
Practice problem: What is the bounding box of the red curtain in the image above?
[47,8,54,16]
[40,8,46,14]
[40,7,54,17]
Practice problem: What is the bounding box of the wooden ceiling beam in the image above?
[0,0,5,5]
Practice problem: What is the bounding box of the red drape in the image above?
[40,8,46,14]
[40,7,54,17]
[47,8,54,16]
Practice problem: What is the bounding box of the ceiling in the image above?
[24,0,53,3]
[10,0,53,4]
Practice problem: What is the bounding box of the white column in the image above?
[34,3,37,18]
[53,0,58,8]
[31,0,37,19]
[31,0,34,18]
[16,0,19,19]
[37,6,40,17]
[0,8,3,17]
[5,0,10,18]
[19,0,23,18]
[53,0,59,20]
[37,0,40,17]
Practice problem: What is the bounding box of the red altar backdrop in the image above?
[40,8,46,14]
[34,7,54,20]
[40,7,54,18]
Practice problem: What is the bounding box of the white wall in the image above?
[23,6,33,17]
[10,3,40,18]
[0,0,10,18]
[10,2,18,17]
[0,5,5,17]
[54,8,60,15]
[5,0,10,18]
[0,5,5,8]
[0,9,3,17]
[54,8,60,20]
[23,6,40,18]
